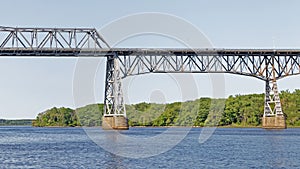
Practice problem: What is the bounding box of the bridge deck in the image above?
[1,48,300,57]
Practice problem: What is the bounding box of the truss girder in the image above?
[0,26,110,50]
[115,53,300,81]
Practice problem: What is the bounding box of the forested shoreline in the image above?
[32,90,300,127]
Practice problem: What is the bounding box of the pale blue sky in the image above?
[1,0,300,119]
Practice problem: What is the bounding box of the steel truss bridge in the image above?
[1,26,300,121]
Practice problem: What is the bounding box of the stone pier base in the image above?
[262,116,286,129]
[102,116,129,130]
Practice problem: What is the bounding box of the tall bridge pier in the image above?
[102,54,128,130]
[1,26,299,129]
[262,79,286,129]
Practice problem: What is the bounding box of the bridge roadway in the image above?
[1,47,300,57]
[1,48,300,79]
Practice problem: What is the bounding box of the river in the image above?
[0,126,299,168]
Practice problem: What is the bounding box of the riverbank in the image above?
[130,124,300,128]
[0,119,33,126]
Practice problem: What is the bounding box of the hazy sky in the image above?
[1,0,300,119]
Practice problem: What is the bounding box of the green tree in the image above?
[33,107,79,127]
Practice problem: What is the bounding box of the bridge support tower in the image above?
[102,54,129,130]
[262,79,286,129]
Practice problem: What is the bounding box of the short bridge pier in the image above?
[1,26,300,129]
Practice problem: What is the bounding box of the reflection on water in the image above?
[0,126,300,168]
[84,127,192,158]
[104,152,125,169]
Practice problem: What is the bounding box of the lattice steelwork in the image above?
[111,49,300,81]
[104,54,126,117]
[264,80,283,117]
[0,26,110,56]
[1,27,300,119]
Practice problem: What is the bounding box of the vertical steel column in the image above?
[104,54,114,116]
[104,53,126,117]
[264,79,272,116]
[272,80,283,116]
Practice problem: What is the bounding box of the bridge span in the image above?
[1,26,298,129]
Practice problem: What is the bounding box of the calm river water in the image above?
[0,126,299,168]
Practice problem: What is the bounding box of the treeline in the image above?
[32,104,103,127]
[33,107,80,127]
[0,119,33,126]
[33,90,300,127]
[126,98,225,127]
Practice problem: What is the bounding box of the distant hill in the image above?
[0,119,33,126]
[32,89,300,127]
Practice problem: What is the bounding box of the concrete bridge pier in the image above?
[262,115,286,129]
[102,116,129,130]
